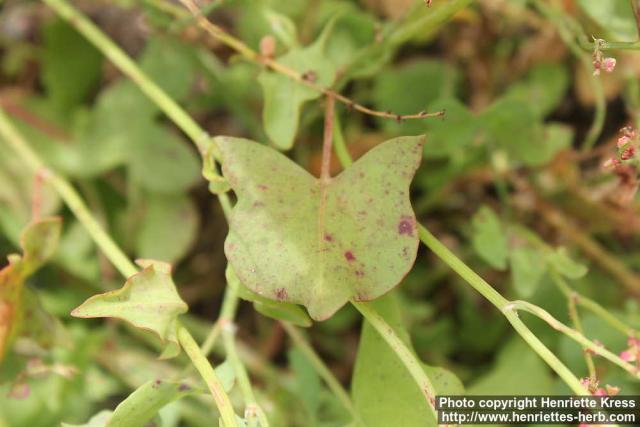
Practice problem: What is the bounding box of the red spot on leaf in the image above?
[344,251,356,262]
[355,270,365,278]
[398,215,415,236]
[275,288,288,301]
[324,233,334,242]
[257,184,269,191]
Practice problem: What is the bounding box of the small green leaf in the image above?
[288,348,321,423]
[503,63,569,118]
[258,29,336,150]
[136,194,199,263]
[263,9,298,48]
[471,206,508,270]
[510,247,547,297]
[0,217,62,362]
[227,266,312,327]
[468,338,554,394]
[128,126,201,194]
[423,98,478,158]
[107,379,196,427]
[62,410,113,427]
[352,292,464,427]
[71,260,188,359]
[577,0,638,42]
[41,19,102,113]
[482,97,547,166]
[547,247,588,279]
[218,136,423,320]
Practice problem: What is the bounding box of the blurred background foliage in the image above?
[1,0,640,426]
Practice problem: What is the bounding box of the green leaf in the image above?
[41,19,102,113]
[481,97,545,166]
[503,63,569,118]
[71,260,188,359]
[288,348,322,424]
[128,126,201,194]
[468,338,554,394]
[62,410,113,427]
[136,194,199,263]
[373,60,459,135]
[226,266,312,327]
[140,37,196,102]
[423,98,478,158]
[217,136,423,320]
[352,292,464,427]
[577,0,638,42]
[0,218,62,362]
[510,247,547,297]
[263,9,298,48]
[471,206,508,270]
[547,247,588,279]
[258,29,336,150]
[107,380,196,427]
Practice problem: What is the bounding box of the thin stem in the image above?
[417,225,589,394]
[41,0,209,156]
[567,291,597,378]
[177,327,240,427]
[351,301,438,417]
[332,113,352,169]
[0,109,137,279]
[176,0,444,122]
[531,0,605,151]
[510,300,640,379]
[280,322,363,425]
[221,281,270,427]
[538,202,640,297]
[321,95,335,181]
[551,272,638,339]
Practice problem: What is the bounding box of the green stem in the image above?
[0,109,137,279]
[510,301,640,379]
[41,0,210,156]
[280,322,363,425]
[417,225,589,394]
[531,0,605,151]
[567,290,597,378]
[177,327,240,427]
[221,281,270,427]
[551,272,638,338]
[352,301,438,418]
[0,104,243,424]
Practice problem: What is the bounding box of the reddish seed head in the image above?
[621,146,635,160]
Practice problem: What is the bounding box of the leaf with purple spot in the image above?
[216,135,423,320]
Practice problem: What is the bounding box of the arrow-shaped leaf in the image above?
[217,135,423,320]
[71,259,188,358]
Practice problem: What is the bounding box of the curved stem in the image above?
[351,301,438,417]
[510,300,640,379]
[280,322,363,425]
[531,0,605,151]
[418,225,589,394]
[176,0,444,122]
[221,281,270,427]
[551,272,638,339]
[0,109,137,279]
[178,327,240,427]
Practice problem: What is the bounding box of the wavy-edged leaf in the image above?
[218,135,423,321]
[0,217,62,362]
[71,260,188,359]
